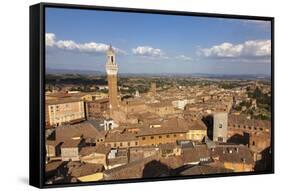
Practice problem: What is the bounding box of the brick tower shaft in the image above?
[105,45,118,112]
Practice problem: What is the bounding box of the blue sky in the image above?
[45,7,271,75]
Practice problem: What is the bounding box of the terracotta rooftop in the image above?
[61,139,82,148]
[88,98,109,103]
[105,132,138,142]
[80,144,111,156]
[228,115,271,129]
[56,121,102,141]
[179,165,233,176]
[137,118,206,137]
[46,97,83,105]
[160,156,184,169]
[70,163,104,178]
[45,161,65,173]
[182,145,210,164]
[148,101,173,108]
[108,156,128,166]
[210,145,254,165]
[159,143,178,151]
[104,155,160,180]
[46,140,61,146]
[134,112,161,121]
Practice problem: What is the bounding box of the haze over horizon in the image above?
[46,8,272,75]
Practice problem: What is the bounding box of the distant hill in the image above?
[46,68,105,76]
[46,68,270,81]
[118,72,271,81]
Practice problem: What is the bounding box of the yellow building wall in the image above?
[81,95,94,101]
[138,132,185,146]
[186,130,206,141]
[80,153,106,166]
[45,145,55,157]
[138,130,206,146]
[106,140,139,148]
[224,162,253,172]
[78,173,103,182]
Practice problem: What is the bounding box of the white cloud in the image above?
[45,33,126,54]
[132,46,164,57]
[55,40,110,53]
[242,20,271,26]
[198,40,271,59]
[176,55,193,61]
[46,33,56,47]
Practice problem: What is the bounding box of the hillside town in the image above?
[45,46,272,184]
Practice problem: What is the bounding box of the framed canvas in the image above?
[29,2,274,188]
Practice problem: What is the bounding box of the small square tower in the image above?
[213,112,228,142]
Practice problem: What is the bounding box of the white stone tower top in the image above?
[106,45,118,75]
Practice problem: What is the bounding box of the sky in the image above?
[45,7,272,75]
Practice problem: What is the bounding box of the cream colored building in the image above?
[46,98,85,126]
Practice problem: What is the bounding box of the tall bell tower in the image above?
[106,45,118,112]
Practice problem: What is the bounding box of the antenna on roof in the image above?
[109,44,113,51]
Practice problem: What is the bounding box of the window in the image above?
[108,123,112,130]
[159,136,162,139]
[135,142,138,146]
[174,134,177,137]
[142,137,146,140]
[128,142,130,146]
[114,143,117,147]
[219,124,223,128]
[120,142,123,147]
[166,135,170,138]
[151,136,154,139]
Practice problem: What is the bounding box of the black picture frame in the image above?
[30,2,274,188]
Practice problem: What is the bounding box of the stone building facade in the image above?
[46,98,85,126]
